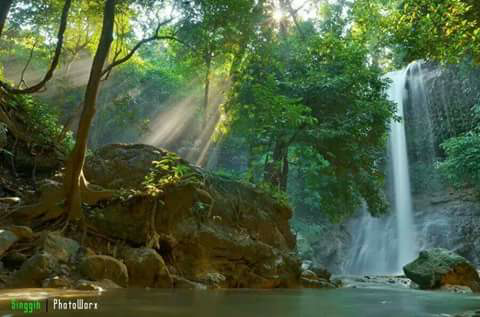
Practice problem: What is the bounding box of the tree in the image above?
[353,0,480,64]
[176,0,263,126]
[0,0,13,38]
[222,4,394,218]
[3,0,183,225]
[63,0,116,222]
[0,0,73,94]
[63,0,184,222]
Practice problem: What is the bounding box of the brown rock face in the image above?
[441,263,480,292]
[404,248,480,292]
[84,144,302,288]
[79,255,128,287]
[122,247,172,288]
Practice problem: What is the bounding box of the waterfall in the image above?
[387,68,418,270]
[345,63,421,274]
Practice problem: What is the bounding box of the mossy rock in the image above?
[403,248,480,291]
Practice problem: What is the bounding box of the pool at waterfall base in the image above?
[0,283,479,317]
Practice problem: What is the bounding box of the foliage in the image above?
[142,152,201,196]
[437,132,480,189]
[353,0,480,64]
[391,0,480,63]
[437,102,480,189]
[0,0,412,222]
[221,8,395,219]
[8,94,74,152]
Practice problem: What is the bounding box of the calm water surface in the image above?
[0,286,479,317]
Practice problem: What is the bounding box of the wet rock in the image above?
[440,284,473,294]
[301,269,317,280]
[172,275,207,290]
[0,229,18,256]
[301,277,336,288]
[195,272,226,288]
[6,225,34,241]
[301,260,313,271]
[403,248,480,291]
[122,247,172,288]
[454,310,480,317]
[300,268,335,288]
[0,197,21,205]
[331,278,343,287]
[310,265,331,280]
[42,276,73,289]
[79,255,128,287]
[9,252,59,287]
[75,279,121,291]
[38,232,80,263]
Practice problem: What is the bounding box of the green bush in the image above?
[9,94,74,153]
[437,131,480,189]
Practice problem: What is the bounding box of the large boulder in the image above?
[79,255,128,287]
[8,252,59,287]
[122,247,172,288]
[84,144,301,288]
[37,232,80,263]
[84,144,169,189]
[403,248,480,291]
[0,229,18,256]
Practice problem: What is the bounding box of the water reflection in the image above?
[0,287,478,317]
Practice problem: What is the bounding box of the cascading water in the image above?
[345,62,422,274]
[388,68,418,270]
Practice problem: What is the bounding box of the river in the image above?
[0,284,479,317]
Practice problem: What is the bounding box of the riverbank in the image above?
[0,279,479,317]
[0,143,335,290]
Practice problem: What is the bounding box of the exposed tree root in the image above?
[146,198,161,249]
[8,171,115,232]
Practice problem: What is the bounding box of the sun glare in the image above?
[272,8,285,22]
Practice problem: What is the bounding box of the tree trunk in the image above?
[264,138,289,190]
[0,0,72,94]
[202,54,212,128]
[0,0,13,38]
[247,141,256,183]
[280,151,288,191]
[63,0,116,221]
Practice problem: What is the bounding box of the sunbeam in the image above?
[142,76,230,167]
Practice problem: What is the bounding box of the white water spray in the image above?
[345,63,421,274]
[387,68,418,271]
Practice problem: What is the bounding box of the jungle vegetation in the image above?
[0,0,479,224]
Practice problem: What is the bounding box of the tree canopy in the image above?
[4,0,475,222]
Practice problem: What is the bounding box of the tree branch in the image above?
[100,18,186,77]
[18,39,38,88]
[285,0,306,39]
[0,0,72,94]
